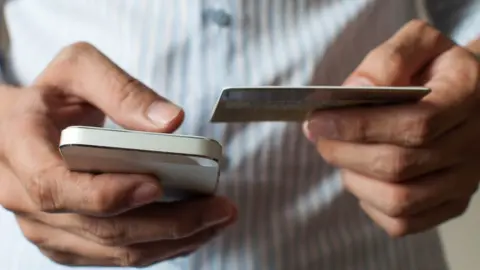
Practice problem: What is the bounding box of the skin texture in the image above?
[305,20,480,237]
[0,19,478,267]
[0,43,237,267]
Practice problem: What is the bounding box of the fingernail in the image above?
[306,115,340,140]
[203,202,235,227]
[147,101,183,128]
[130,183,161,207]
[303,121,315,142]
[343,76,375,87]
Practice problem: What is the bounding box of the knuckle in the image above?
[164,225,183,240]
[27,169,62,212]
[88,189,120,215]
[117,77,140,100]
[38,41,99,88]
[114,248,146,267]
[385,219,410,238]
[82,218,127,246]
[115,77,147,111]
[316,142,336,165]
[367,43,406,75]
[180,210,209,238]
[402,20,446,45]
[18,219,47,246]
[353,117,369,142]
[68,41,98,52]
[371,147,410,181]
[162,202,214,240]
[57,42,96,65]
[41,249,77,266]
[401,114,433,146]
[165,215,204,240]
[47,42,99,81]
[456,52,480,91]
[384,188,413,217]
[382,44,407,72]
[404,19,433,34]
[85,174,130,215]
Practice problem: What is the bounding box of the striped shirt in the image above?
[0,0,479,269]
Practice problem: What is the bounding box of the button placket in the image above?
[203,8,232,27]
[202,0,237,29]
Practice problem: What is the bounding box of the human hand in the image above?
[304,20,480,237]
[0,43,237,267]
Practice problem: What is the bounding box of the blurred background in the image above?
[440,192,480,270]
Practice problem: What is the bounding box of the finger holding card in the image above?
[305,20,480,236]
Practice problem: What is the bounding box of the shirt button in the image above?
[203,8,232,27]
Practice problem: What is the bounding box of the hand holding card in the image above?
[305,20,480,238]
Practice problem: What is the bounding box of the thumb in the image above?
[344,20,453,87]
[33,42,184,132]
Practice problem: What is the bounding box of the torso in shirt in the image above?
[0,1,449,269]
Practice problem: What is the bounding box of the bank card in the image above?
[209,86,430,122]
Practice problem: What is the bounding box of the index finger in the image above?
[305,20,479,146]
[33,42,184,133]
[32,196,236,246]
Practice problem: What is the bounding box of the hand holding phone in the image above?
[0,42,236,268]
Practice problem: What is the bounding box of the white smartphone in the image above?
[59,126,223,201]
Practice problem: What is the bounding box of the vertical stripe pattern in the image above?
[2,0,476,269]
